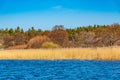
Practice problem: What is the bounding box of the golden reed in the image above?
[0,47,120,60]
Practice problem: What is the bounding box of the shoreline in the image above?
[0,47,120,60]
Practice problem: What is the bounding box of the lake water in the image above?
[0,60,120,80]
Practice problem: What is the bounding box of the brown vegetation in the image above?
[27,35,50,48]
[50,29,69,47]
[0,24,120,49]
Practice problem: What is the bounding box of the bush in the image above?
[50,29,69,47]
[27,35,50,48]
[3,35,15,48]
[42,42,60,48]
[0,43,4,49]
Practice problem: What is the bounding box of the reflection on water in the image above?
[0,60,120,80]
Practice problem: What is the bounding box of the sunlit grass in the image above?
[0,47,120,60]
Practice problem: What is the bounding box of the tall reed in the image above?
[0,47,120,60]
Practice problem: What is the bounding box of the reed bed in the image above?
[0,47,120,60]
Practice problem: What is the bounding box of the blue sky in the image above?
[0,0,120,30]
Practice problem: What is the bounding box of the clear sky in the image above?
[0,0,120,30]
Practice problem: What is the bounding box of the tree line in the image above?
[0,24,120,49]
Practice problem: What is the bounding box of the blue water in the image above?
[0,60,120,80]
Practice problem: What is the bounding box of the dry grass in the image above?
[0,47,120,60]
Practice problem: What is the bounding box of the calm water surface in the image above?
[0,60,120,80]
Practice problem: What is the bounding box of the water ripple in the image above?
[0,60,120,80]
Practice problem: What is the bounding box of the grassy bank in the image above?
[0,47,120,60]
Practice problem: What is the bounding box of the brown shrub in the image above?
[27,35,50,48]
[14,32,26,45]
[94,24,120,47]
[50,29,69,47]
[4,35,15,48]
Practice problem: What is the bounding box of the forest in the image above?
[0,24,120,49]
